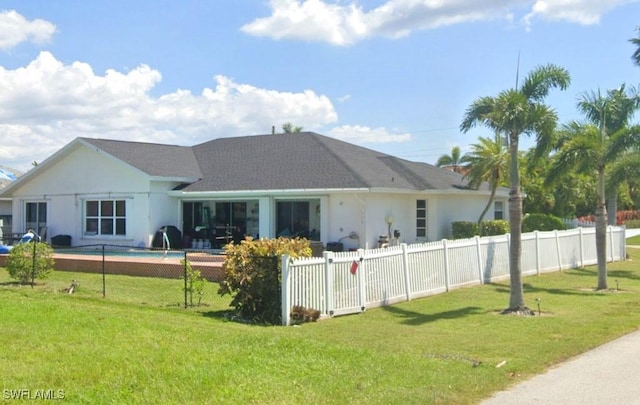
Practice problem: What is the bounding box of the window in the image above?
[85,199,126,236]
[416,199,428,238]
[277,201,310,237]
[26,202,47,232]
[494,201,504,220]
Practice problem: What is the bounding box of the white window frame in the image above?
[416,199,428,239]
[83,199,128,237]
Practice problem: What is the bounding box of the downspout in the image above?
[354,193,367,249]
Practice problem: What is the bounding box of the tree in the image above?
[461,64,570,314]
[631,27,640,68]
[436,146,466,173]
[281,122,303,134]
[461,134,509,235]
[547,85,640,290]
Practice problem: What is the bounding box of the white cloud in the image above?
[0,10,56,50]
[242,0,636,45]
[523,0,638,26]
[328,124,412,143]
[0,52,338,171]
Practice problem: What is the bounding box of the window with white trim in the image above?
[85,199,126,236]
[416,199,428,238]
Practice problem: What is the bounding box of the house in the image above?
[0,132,509,250]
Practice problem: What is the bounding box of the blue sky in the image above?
[0,1,639,172]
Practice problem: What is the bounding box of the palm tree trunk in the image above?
[596,169,608,290]
[506,133,527,312]
[477,180,498,236]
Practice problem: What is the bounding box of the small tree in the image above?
[6,242,55,284]
[182,259,207,307]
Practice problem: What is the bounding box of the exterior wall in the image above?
[10,146,163,247]
[323,191,507,248]
[431,194,509,239]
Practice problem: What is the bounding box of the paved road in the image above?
[483,228,640,404]
[482,329,640,404]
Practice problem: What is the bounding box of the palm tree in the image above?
[547,85,640,290]
[461,64,570,314]
[631,27,640,68]
[281,122,303,133]
[461,134,508,235]
[436,146,466,173]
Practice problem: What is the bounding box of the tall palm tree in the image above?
[631,27,640,68]
[461,64,570,314]
[461,134,509,235]
[436,146,466,173]
[547,85,640,290]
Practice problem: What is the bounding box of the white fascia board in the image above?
[167,188,369,199]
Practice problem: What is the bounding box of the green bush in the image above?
[452,221,477,239]
[6,242,55,284]
[480,220,510,236]
[452,220,510,239]
[522,213,567,233]
[218,237,312,324]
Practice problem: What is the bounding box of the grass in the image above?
[626,234,640,245]
[2,250,640,404]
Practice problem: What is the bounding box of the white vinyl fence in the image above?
[281,226,626,325]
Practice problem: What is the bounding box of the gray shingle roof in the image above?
[81,138,202,179]
[82,132,473,192]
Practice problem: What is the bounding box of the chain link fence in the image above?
[50,244,231,310]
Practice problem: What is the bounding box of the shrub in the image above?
[6,242,55,284]
[452,220,510,239]
[480,220,510,236]
[290,305,321,323]
[522,213,567,233]
[452,221,477,239]
[218,237,312,324]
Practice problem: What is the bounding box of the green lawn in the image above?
[2,250,640,404]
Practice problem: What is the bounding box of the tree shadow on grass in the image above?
[489,281,610,297]
[380,304,483,326]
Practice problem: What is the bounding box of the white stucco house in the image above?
[0,132,509,250]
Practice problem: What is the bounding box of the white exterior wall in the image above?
[9,146,169,247]
[322,191,507,248]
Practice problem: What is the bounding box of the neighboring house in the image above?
[0,166,21,239]
[0,132,509,250]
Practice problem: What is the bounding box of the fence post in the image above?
[401,243,411,300]
[323,251,335,317]
[534,231,540,275]
[475,236,483,284]
[31,239,37,287]
[554,230,563,271]
[102,244,106,298]
[357,250,367,312]
[184,251,188,308]
[608,226,614,262]
[281,254,291,326]
[443,239,450,292]
[578,227,584,267]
